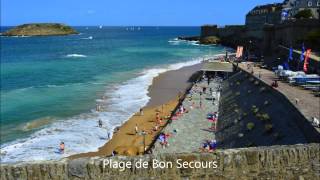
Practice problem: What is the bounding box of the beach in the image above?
[70,63,203,158]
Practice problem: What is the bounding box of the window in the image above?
[308,1,312,7]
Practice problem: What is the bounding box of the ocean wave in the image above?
[168,38,200,46]
[80,36,93,40]
[65,54,87,58]
[0,57,206,163]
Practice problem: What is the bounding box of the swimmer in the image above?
[59,142,65,154]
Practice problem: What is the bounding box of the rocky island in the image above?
[2,23,78,36]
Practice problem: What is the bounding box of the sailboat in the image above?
[99,25,103,29]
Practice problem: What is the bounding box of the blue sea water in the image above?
[0,26,225,163]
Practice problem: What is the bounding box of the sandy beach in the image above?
[70,63,203,158]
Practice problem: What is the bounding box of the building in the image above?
[282,0,320,19]
[245,3,283,30]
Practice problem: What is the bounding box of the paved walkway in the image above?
[238,62,319,131]
[153,78,221,154]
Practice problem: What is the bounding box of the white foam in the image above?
[0,57,206,163]
[65,54,87,58]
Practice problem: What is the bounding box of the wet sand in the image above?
[70,63,202,158]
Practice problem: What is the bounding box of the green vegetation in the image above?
[294,9,313,19]
[304,29,320,49]
[247,122,255,131]
[251,105,259,114]
[260,113,271,122]
[265,124,273,133]
[2,23,78,36]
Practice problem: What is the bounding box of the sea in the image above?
[0,26,226,163]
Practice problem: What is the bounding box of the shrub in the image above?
[243,112,248,116]
[254,81,260,85]
[264,100,269,106]
[249,77,254,82]
[236,81,240,85]
[247,90,252,94]
[236,92,240,96]
[294,9,313,19]
[247,122,255,131]
[251,105,259,114]
[265,123,273,133]
[261,113,270,122]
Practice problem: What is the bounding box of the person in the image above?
[59,142,65,154]
[107,132,111,140]
[258,71,261,78]
[98,119,103,128]
[140,108,144,116]
[135,124,139,134]
[208,140,217,152]
[202,87,206,94]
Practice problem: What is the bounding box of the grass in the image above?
[247,122,255,131]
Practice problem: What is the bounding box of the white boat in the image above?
[88,36,93,39]
[99,25,103,29]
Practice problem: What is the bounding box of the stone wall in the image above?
[1,144,319,180]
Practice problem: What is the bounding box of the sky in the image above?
[1,0,283,26]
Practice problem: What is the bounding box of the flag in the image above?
[300,43,305,63]
[288,47,293,62]
[303,49,311,72]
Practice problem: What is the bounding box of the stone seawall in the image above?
[1,144,319,180]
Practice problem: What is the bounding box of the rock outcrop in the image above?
[2,23,78,36]
[1,144,319,179]
[199,36,220,45]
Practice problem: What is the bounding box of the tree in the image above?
[294,9,313,19]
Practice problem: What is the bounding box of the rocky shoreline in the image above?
[178,35,220,45]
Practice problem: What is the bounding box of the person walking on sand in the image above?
[107,132,111,140]
[140,108,144,116]
[98,119,103,128]
[59,142,65,154]
[135,124,139,134]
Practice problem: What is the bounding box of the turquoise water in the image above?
[0,26,225,162]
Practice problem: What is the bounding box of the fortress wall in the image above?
[1,143,319,180]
